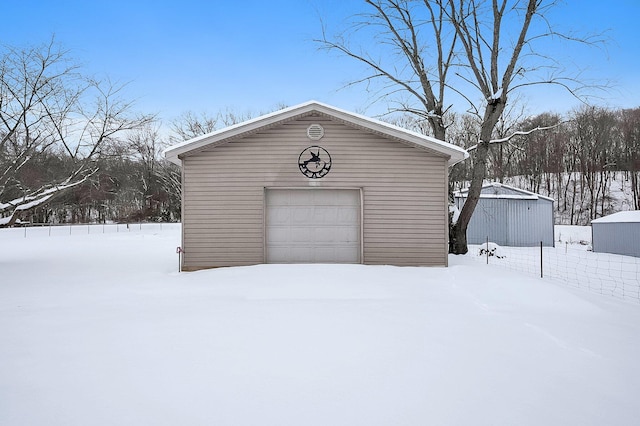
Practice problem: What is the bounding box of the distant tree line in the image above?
[8,101,638,228]
[0,106,243,226]
[446,105,640,225]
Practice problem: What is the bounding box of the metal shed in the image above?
[454,183,555,247]
[591,211,640,257]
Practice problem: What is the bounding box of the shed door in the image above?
[265,189,361,263]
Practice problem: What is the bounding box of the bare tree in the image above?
[126,123,163,196]
[0,39,153,227]
[510,112,566,197]
[170,111,221,143]
[124,122,186,221]
[485,99,529,183]
[572,106,618,220]
[169,106,278,144]
[319,0,602,253]
[619,108,640,210]
[317,0,457,140]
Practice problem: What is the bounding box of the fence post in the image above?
[540,241,543,278]
[486,236,489,265]
[176,247,183,272]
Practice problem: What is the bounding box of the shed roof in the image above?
[454,182,554,202]
[163,100,468,166]
[591,211,640,224]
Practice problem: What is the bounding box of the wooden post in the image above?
[540,241,543,278]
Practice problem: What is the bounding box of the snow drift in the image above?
[1,224,639,426]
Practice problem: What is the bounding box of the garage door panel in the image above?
[342,227,360,243]
[292,229,316,243]
[266,189,361,263]
[270,209,291,224]
[336,247,360,263]
[311,207,338,222]
[265,227,289,243]
[268,190,294,205]
[293,207,317,224]
[330,190,357,205]
[337,207,359,223]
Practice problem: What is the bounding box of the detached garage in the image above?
[591,211,640,257]
[454,183,555,247]
[265,188,361,263]
[164,101,467,270]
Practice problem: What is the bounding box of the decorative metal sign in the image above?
[298,146,332,179]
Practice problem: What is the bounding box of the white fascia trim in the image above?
[591,210,640,224]
[454,182,554,202]
[163,100,469,166]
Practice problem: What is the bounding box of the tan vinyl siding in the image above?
[180,114,449,270]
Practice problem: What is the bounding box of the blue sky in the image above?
[2,0,639,124]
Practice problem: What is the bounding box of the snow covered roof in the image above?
[454,182,554,202]
[591,211,640,224]
[163,100,468,167]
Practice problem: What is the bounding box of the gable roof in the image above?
[591,210,640,224]
[163,100,468,166]
[454,182,555,202]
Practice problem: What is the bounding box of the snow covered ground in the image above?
[1,224,640,425]
[468,225,640,301]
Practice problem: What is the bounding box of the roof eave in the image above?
[163,100,469,167]
[163,102,319,165]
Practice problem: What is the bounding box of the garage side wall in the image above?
[592,222,640,257]
[180,114,449,269]
[455,197,554,247]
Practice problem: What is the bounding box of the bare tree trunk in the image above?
[319,0,604,251]
[451,101,504,254]
[632,173,638,210]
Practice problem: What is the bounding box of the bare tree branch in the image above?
[0,39,153,224]
[316,0,456,139]
[466,120,566,151]
[317,0,607,254]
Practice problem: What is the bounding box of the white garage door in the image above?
[265,189,361,263]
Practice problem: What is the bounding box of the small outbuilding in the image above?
[164,101,467,270]
[454,183,555,247]
[591,211,640,257]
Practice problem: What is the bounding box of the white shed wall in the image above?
[592,222,640,257]
[455,197,555,247]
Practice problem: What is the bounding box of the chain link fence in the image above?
[0,222,179,238]
[4,223,639,302]
[469,241,640,302]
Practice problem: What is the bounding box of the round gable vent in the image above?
[307,124,324,140]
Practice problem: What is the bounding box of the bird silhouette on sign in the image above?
[301,150,322,168]
[298,146,331,179]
